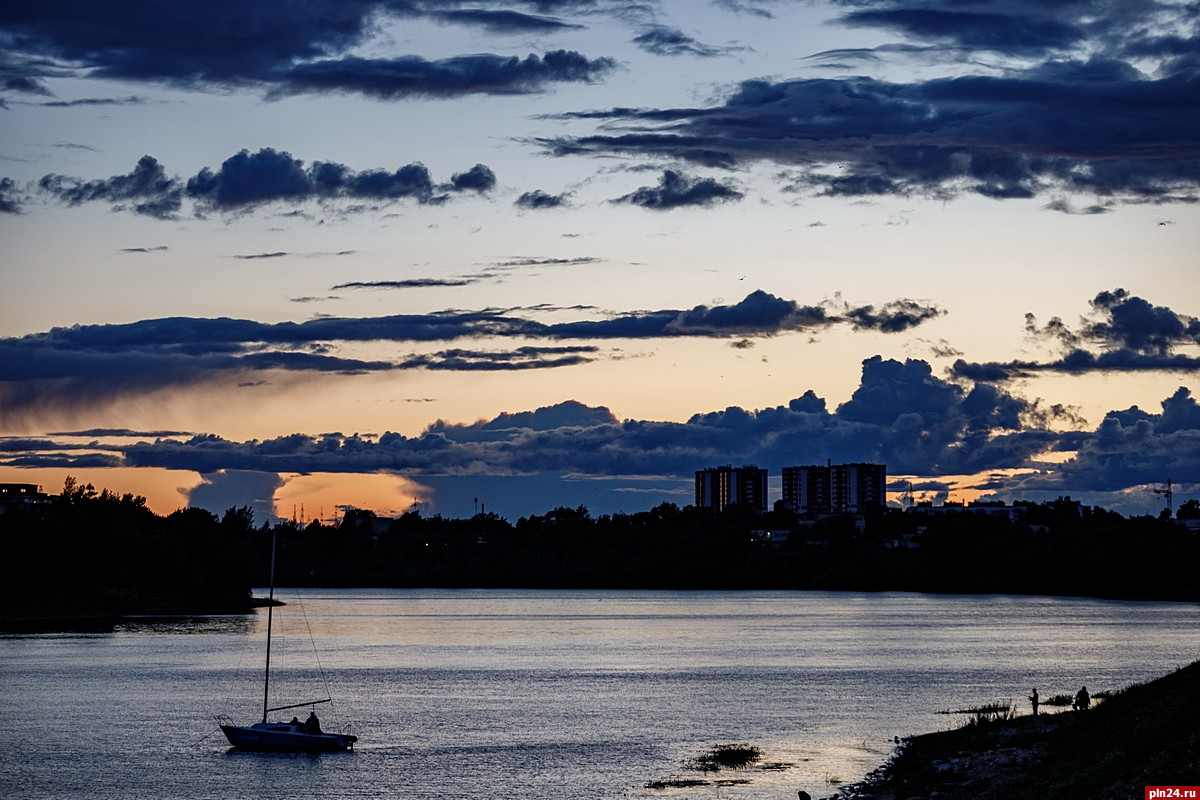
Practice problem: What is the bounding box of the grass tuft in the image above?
[687,743,762,772]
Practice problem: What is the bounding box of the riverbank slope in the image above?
[845,658,1200,799]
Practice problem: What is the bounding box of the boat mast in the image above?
[262,528,277,724]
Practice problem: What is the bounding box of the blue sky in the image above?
[1,0,1197,522]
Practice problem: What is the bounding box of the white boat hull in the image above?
[221,721,357,752]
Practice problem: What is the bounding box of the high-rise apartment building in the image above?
[695,465,769,513]
[781,462,886,514]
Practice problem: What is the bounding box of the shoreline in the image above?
[837,659,1200,799]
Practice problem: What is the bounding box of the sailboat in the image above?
[219,530,358,752]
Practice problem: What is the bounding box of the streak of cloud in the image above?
[0,290,944,418]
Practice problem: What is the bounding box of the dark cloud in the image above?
[39,155,183,219]
[954,289,1200,380]
[0,2,616,99]
[3,75,52,95]
[271,51,616,100]
[837,6,1085,55]
[330,256,601,291]
[541,6,1200,207]
[0,177,23,214]
[1086,288,1200,355]
[494,256,601,267]
[37,95,147,107]
[119,246,169,254]
[448,163,497,193]
[0,291,942,418]
[11,357,1051,481]
[8,357,1194,516]
[514,189,570,209]
[632,26,735,58]
[1003,387,1200,499]
[233,252,289,260]
[332,279,478,289]
[430,400,619,438]
[613,169,744,209]
[429,9,585,33]
[36,150,502,215]
[844,299,945,333]
[397,345,599,371]
[187,149,312,209]
[49,427,192,438]
[827,0,1182,63]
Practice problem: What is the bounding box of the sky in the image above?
[1,0,1197,524]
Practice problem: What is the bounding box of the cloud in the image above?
[329,256,600,291]
[39,155,183,219]
[514,189,571,209]
[448,163,497,193]
[397,345,600,371]
[233,252,289,260]
[49,427,193,438]
[3,75,53,96]
[186,469,284,522]
[953,289,1200,380]
[7,357,1194,516]
[332,279,478,290]
[428,9,586,34]
[0,2,617,99]
[1085,288,1200,355]
[1004,387,1200,498]
[541,5,1200,207]
[0,358,1061,481]
[827,0,1189,64]
[836,5,1085,55]
[613,169,744,209]
[843,299,946,333]
[271,51,617,100]
[0,291,943,419]
[0,178,24,214]
[34,149,504,215]
[37,95,148,107]
[632,26,737,58]
[494,256,601,267]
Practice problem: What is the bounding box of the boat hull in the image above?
[221,722,357,752]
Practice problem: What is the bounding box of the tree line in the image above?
[3,478,1199,629]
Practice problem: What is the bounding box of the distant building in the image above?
[0,483,54,514]
[781,463,886,514]
[908,499,1030,521]
[695,465,768,514]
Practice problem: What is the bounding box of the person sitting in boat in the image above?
[289,716,301,728]
[305,711,322,734]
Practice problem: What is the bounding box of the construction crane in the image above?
[1154,479,1174,516]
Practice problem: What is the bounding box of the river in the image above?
[2,589,1197,799]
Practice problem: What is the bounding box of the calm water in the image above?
[3,589,1198,799]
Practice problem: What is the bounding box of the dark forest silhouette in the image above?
[2,478,1199,629]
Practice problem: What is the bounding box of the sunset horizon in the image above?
[2,0,1197,523]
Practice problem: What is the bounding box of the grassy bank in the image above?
[844,659,1200,799]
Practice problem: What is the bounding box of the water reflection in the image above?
[117,615,253,635]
